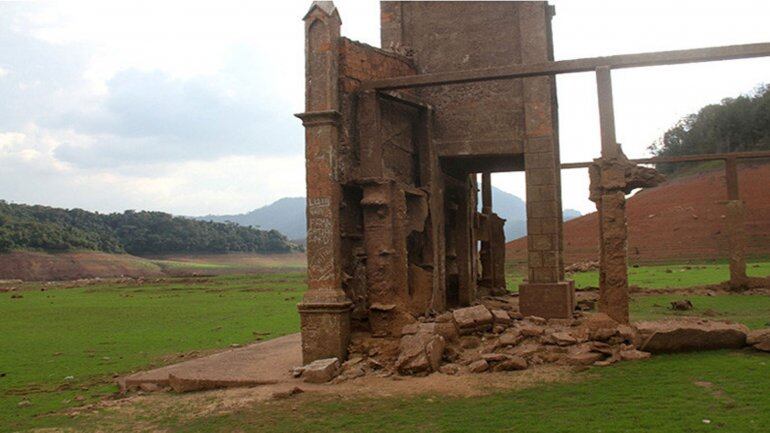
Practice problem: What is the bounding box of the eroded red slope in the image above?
[507,162,770,264]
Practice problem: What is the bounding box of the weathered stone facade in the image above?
[297,1,572,364]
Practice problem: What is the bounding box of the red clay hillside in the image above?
[507,162,770,265]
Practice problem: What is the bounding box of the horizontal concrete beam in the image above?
[361,42,770,91]
[560,150,770,170]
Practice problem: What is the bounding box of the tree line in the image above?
[649,84,770,173]
[0,201,299,255]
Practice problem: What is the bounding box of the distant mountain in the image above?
[563,208,582,221]
[196,197,306,241]
[197,188,580,243]
[483,187,582,240]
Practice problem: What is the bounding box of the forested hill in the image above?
[650,84,770,174]
[0,201,299,255]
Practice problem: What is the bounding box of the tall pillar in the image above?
[594,66,630,323]
[479,173,494,289]
[295,2,351,364]
[518,2,574,319]
[724,158,748,288]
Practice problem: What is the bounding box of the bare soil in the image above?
[0,251,164,281]
[507,162,770,264]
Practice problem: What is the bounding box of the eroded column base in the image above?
[518,281,575,319]
[298,301,352,365]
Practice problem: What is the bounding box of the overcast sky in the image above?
[1,1,768,216]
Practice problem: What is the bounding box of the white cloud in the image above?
[1,0,769,217]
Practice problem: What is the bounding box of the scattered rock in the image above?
[636,319,748,353]
[619,349,651,361]
[566,352,603,366]
[139,383,161,392]
[496,329,522,348]
[453,305,494,334]
[493,356,528,371]
[272,387,304,400]
[519,324,544,337]
[525,316,547,325]
[439,363,461,375]
[17,400,32,408]
[480,353,508,363]
[548,331,578,346]
[396,332,445,375]
[669,300,693,311]
[747,329,770,352]
[459,336,481,349]
[468,359,489,373]
[565,261,599,273]
[302,358,341,383]
[490,309,511,326]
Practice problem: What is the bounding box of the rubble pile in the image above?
[323,301,651,382]
[291,299,768,384]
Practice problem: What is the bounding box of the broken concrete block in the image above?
[459,335,481,349]
[619,349,651,361]
[566,352,604,366]
[439,363,461,375]
[548,331,578,346]
[636,319,748,353]
[518,324,544,337]
[747,329,770,352]
[496,329,522,348]
[468,359,489,373]
[302,358,341,383]
[493,356,528,371]
[453,305,494,334]
[581,313,619,333]
[396,332,446,375]
[525,316,547,325]
[491,309,511,326]
[480,353,508,363]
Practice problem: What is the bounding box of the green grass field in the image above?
[0,274,303,432]
[1,261,769,432]
[110,350,770,433]
[507,261,770,290]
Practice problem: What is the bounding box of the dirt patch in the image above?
[74,364,578,430]
[0,251,164,281]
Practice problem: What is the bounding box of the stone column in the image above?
[590,65,665,324]
[518,2,574,319]
[724,158,748,288]
[479,173,494,289]
[594,66,629,323]
[295,2,351,364]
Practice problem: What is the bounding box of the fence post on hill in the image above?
[724,157,748,288]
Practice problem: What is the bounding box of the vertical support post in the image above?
[724,157,747,288]
[517,2,573,319]
[358,90,383,178]
[456,178,476,306]
[479,172,493,291]
[481,172,492,214]
[594,66,630,323]
[596,66,619,159]
[296,3,351,364]
[417,107,447,311]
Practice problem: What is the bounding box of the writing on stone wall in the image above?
[307,196,334,283]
